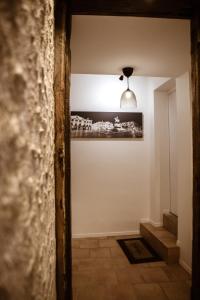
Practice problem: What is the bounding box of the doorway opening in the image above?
[69,15,193,299]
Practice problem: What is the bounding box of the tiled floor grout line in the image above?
[158,282,171,300]
[72,236,191,300]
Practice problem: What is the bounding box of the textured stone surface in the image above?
[0,1,56,299]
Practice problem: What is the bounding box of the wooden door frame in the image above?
[54,1,200,299]
[54,1,72,300]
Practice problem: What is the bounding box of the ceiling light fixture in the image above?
[119,67,137,108]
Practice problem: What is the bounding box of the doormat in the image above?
[117,237,163,264]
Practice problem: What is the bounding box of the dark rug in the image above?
[117,237,163,264]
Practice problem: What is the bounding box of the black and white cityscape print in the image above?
[71,111,143,138]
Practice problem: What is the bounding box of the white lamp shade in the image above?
[120,88,137,108]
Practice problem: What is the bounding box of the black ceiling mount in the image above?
[122,67,134,78]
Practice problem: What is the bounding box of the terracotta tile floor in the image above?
[72,236,191,300]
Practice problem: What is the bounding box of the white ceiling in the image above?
[71,16,190,77]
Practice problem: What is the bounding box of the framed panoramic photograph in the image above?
[71,111,143,138]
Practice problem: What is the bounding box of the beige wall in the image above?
[70,74,168,237]
[0,1,56,299]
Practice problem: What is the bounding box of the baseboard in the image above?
[140,218,150,224]
[140,218,162,227]
[72,230,140,239]
[150,220,163,227]
[175,240,192,274]
[163,209,170,215]
[179,259,192,275]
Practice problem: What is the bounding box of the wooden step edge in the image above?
[141,222,176,236]
[140,224,176,247]
[141,222,177,238]
[140,223,180,264]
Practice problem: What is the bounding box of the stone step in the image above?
[163,212,178,237]
[140,223,180,264]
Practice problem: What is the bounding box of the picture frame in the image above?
[71,111,143,138]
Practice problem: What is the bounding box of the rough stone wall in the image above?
[0,1,56,300]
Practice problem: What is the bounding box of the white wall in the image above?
[154,91,171,221]
[151,79,179,224]
[148,78,170,225]
[151,74,193,272]
[71,74,161,237]
[169,90,178,215]
[176,72,193,272]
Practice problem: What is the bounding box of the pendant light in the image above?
[119,67,137,108]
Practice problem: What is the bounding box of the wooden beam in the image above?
[71,0,193,19]
[54,0,72,299]
[191,8,200,300]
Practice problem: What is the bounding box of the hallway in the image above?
[1,1,200,299]
[72,236,191,300]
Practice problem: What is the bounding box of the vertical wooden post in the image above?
[54,0,72,299]
[191,6,200,300]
